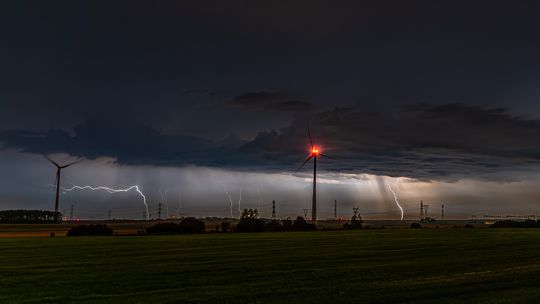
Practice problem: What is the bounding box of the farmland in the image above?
[1,229,539,303]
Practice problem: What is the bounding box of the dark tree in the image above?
[236,208,266,232]
[265,220,283,232]
[146,222,179,234]
[221,222,230,232]
[178,217,206,233]
[344,207,363,230]
[282,218,293,231]
[410,223,422,229]
[292,216,317,231]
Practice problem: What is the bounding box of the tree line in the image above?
[490,219,540,228]
[0,210,62,224]
[145,208,364,234]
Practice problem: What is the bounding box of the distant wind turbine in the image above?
[44,155,82,213]
[296,126,331,224]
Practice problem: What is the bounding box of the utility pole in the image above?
[303,208,309,218]
[334,200,337,219]
[272,200,276,220]
[70,204,74,221]
[158,203,163,219]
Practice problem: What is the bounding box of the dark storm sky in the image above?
[3,1,540,179]
[2,1,540,218]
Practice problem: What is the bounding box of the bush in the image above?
[146,222,179,234]
[344,208,363,230]
[145,218,206,234]
[292,216,317,231]
[344,217,363,230]
[236,218,266,232]
[67,224,113,236]
[235,209,265,232]
[265,220,283,232]
[221,222,230,232]
[282,218,292,231]
[178,217,206,233]
[410,223,422,229]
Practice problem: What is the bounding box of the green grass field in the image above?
[1,229,539,303]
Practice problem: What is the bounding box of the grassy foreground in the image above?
[1,229,540,304]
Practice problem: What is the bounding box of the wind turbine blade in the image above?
[61,159,83,169]
[295,155,314,173]
[320,153,333,159]
[307,125,314,148]
[44,155,60,168]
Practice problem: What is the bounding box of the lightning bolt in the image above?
[388,185,404,221]
[61,185,149,220]
[223,185,234,218]
[237,185,243,218]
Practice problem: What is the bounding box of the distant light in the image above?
[311,147,320,155]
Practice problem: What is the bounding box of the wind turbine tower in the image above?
[296,126,331,224]
[45,155,82,213]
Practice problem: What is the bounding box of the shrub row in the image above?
[146,217,206,234]
[234,216,317,232]
[0,209,62,224]
[491,220,540,228]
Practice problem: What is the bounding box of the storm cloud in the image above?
[2,103,540,181]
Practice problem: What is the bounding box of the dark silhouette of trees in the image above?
[0,210,62,224]
[344,207,363,230]
[67,224,113,236]
[265,220,283,232]
[146,222,179,234]
[282,218,292,231]
[292,216,317,231]
[491,220,540,228]
[178,217,206,233]
[221,222,230,232]
[146,217,206,235]
[410,223,422,229]
[236,208,265,232]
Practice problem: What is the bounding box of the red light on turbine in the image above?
[311,147,320,155]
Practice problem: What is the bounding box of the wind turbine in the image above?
[45,155,82,213]
[296,126,331,224]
